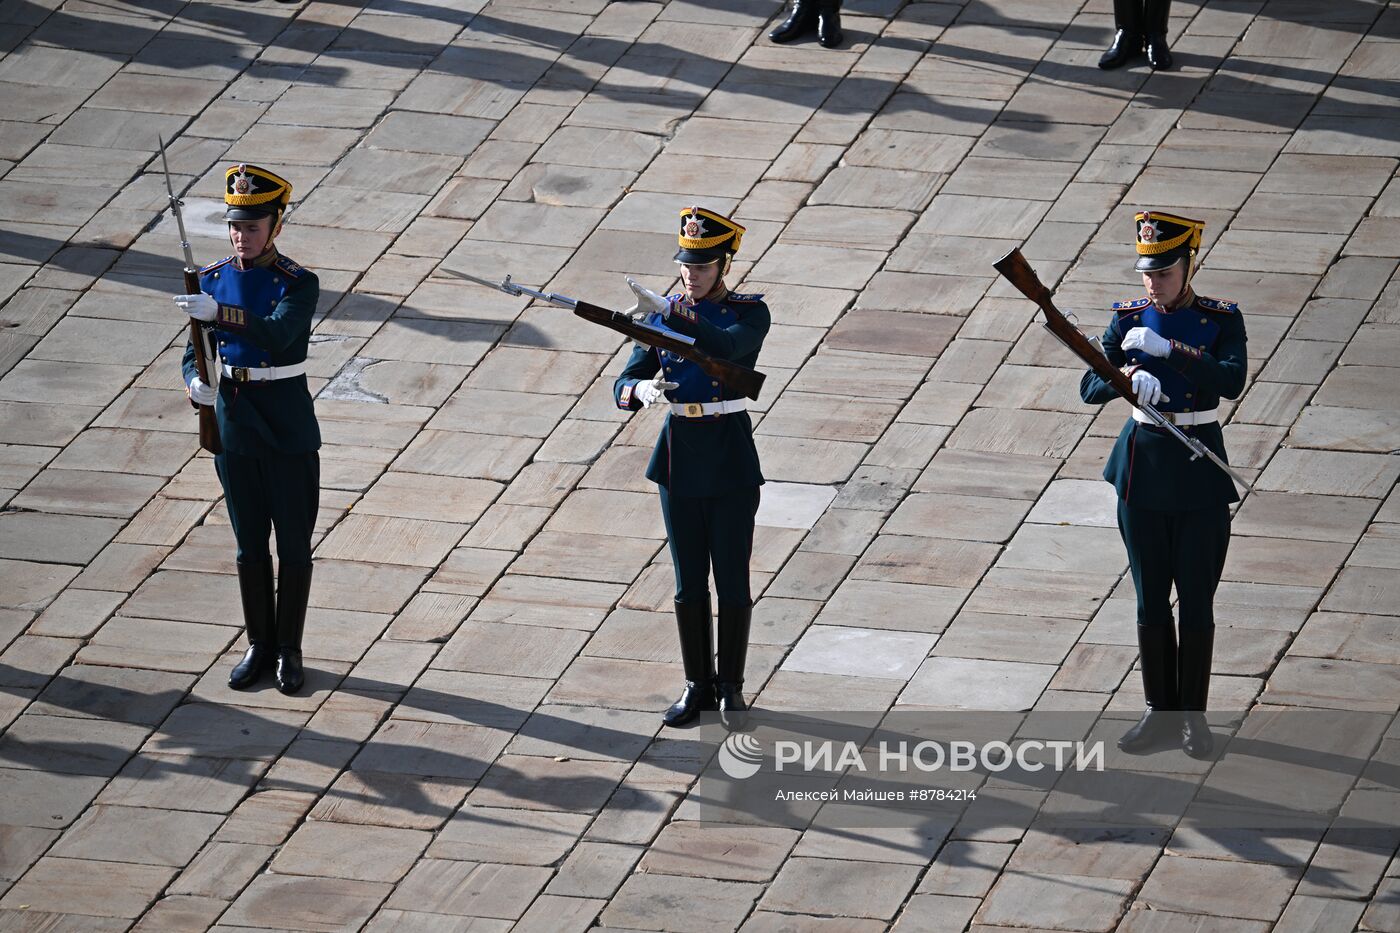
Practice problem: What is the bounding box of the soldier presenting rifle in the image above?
[173,164,321,695]
[614,208,770,728]
[1079,212,1247,759]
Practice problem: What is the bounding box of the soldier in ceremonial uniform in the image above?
[1079,211,1247,759]
[614,208,770,728]
[174,164,320,695]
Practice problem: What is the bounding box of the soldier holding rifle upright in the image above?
[614,208,771,729]
[1079,211,1247,759]
[173,164,321,695]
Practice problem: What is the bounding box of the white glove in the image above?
[634,375,679,408]
[1130,369,1169,407]
[624,276,670,322]
[1122,326,1171,359]
[175,293,217,323]
[187,376,216,406]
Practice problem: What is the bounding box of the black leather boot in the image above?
[1144,0,1172,69]
[229,558,274,689]
[1100,0,1144,69]
[1118,624,1180,753]
[770,0,815,43]
[1145,34,1172,69]
[816,0,843,48]
[663,598,716,727]
[274,562,312,695]
[715,602,752,731]
[1179,627,1214,759]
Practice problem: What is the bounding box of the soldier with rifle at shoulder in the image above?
[172,163,321,695]
[1078,211,1247,760]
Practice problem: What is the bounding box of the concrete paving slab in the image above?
[783,625,935,680]
[602,872,761,932]
[901,656,1056,711]
[1138,856,1299,923]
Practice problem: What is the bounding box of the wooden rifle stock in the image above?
[993,249,1255,492]
[184,267,223,454]
[992,248,1141,406]
[573,301,767,401]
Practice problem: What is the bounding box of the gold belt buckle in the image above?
[231,366,249,382]
[682,402,703,417]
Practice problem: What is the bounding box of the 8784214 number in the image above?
[908,788,977,802]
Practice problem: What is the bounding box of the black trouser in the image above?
[1117,500,1230,632]
[215,449,320,564]
[658,486,759,605]
[1115,0,1170,35]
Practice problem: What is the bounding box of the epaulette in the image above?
[274,255,306,278]
[727,292,765,303]
[1197,295,1238,314]
[1111,297,1151,312]
[200,256,234,274]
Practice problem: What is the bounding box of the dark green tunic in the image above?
[1080,291,1248,631]
[181,250,320,564]
[613,289,770,603]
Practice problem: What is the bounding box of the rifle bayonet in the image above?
[442,268,577,309]
[158,136,198,275]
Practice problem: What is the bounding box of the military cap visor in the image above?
[1133,210,1202,272]
[1135,249,1189,273]
[674,249,725,265]
[224,164,291,222]
[674,206,744,264]
[225,204,280,222]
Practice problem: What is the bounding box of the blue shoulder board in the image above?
[274,255,306,278]
[1111,297,1151,312]
[727,292,765,303]
[200,256,234,274]
[1197,295,1238,314]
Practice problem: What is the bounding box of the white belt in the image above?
[670,399,747,418]
[221,362,307,382]
[1133,407,1218,426]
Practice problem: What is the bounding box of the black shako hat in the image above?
[1134,210,1203,273]
[224,164,292,223]
[674,206,745,265]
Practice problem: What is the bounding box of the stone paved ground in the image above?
[0,0,1398,929]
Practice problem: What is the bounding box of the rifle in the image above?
[445,269,767,401]
[159,136,222,455]
[993,248,1252,493]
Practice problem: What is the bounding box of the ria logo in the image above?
[717,732,763,779]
